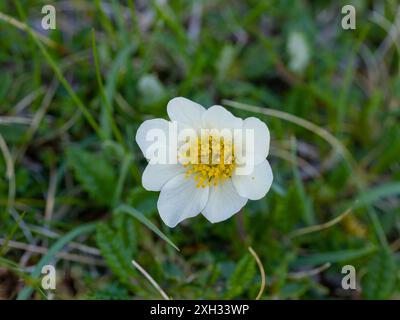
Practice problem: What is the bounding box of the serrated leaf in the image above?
[67,148,117,207]
[225,253,256,299]
[114,214,138,258]
[95,223,137,292]
[362,248,397,299]
[86,284,131,300]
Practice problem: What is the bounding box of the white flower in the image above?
[135,97,273,227]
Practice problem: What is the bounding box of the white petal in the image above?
[243,117,270,165]
[157,174,209,227]
[167,97,206,129]
[202,179,247,223]
[135,118,170,160]
[232,160,273,200]
[142,163,185,191]
[202,105,243,130]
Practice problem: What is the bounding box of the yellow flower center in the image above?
[180,133,236,188]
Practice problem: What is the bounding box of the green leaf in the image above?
[114,204,179,251]
[95,222,138,292]
[293,246,376,267]
[291,138,315,225]
[225,253,256,299]
[362,248,397,299]
[355,182,400,209]
[103,43,135,134]
[86,284,131,300]
[113,213,138,258]
[216,45,236,81]
[67,148,117,207]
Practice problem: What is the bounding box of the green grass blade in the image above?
[0,211,27,257]
[354,182,400,208]
[91,29,124,144]
[11,0,101,137]
[293,246,376,267]
[17,223,96,300]
[114,204,180,252]
[113,154,133,206]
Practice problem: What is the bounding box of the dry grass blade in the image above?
[0,133,15,210]
[0,11,65,52]
[12,87,44,114]
[288,263,331,280]
[0,117,33,125]
[223,99,349,160]
[248,246,266,300]
[44,167,57,222]
[289,207,353,238]
[132,260,170,300]
[15,80,58,162]
[270,147,321,178]
[0,238,105,266]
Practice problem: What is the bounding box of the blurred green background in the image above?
[0,0,399,299]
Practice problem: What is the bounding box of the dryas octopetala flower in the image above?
[135,97,273,227]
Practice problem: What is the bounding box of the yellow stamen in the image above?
[180,134,236,188]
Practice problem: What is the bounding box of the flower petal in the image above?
[142,163,185,191]
[167,97,206,129]
[135,118,170,161]
[232,160,273,200]
[201,179,247,223]
[157,174,209,227]
[243,117,270,165]
[202,105,242,130]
